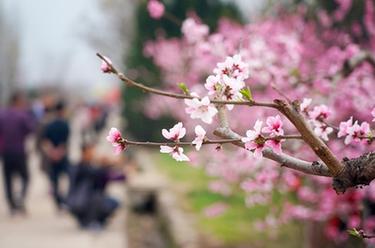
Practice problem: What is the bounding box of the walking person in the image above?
[41,100,71,211]
[0,92,36,215]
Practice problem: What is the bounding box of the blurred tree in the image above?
[284,0,371,38]
[0,2,20,105]
[124,0,243,140]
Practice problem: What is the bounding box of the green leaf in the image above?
[240,87,253,101]
[178,82,190,95]
[290,68,300,78]
[347,228,361,238]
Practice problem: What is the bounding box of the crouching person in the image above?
[66,143,124,230]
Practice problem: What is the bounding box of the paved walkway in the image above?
[0,112,127,248]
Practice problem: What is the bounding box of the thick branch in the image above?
[333,152,375,193]
[214,127,331,177]
[274,99,344,177]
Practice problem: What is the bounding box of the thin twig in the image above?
[264,135,303,141]
[96,53,278,109]
[123,134,302,147]
[124,138,240,146]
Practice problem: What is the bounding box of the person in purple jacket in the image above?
[0,92,36,215]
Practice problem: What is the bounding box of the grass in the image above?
[153,152,304,247]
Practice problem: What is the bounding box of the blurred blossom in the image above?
[147,0,165,19]
[203,202,228,218]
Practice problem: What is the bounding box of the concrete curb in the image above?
[128,150,199,248]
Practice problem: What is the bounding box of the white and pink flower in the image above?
[160,145,190,162]
[181,18,209,44]
[242,120,265,159]
[161,122,186,141]
[344,121,371,145]
[313,122,333,141]
[309,104,331,120]
[221,75,245,101]
[338,118,371,145]
[185,96,218,124]
[192,125,206,151]
[338,117,353,138]
[300,98,312,113]
[213,54,249,81]
[372,107,375,122]
[205,74,221,96]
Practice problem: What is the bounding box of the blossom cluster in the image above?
[205,55,249,110]
[184,94,218,124]
[106,1,375,242]
[159,122,207,161]
[242,115,284,159]
[338,117,372,145]
[299,98,334,141]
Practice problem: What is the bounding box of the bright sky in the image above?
[1,0,264,94]
[2,0,117,97]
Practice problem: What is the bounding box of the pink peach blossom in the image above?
[181,18,209,44]
[160,145,190,162]
[205,74,221,96]
[313,122,333,141]
[100,56,113,73]
[309,104,331,120]
[106,127,122,143]
[262,115,284,136]
[192,125,206,151]
[300,98,312,113]
[203,202,228,218]
[213,54,249,81]
[265,139,282,154]
[184,96,218,124]
[106,128,126,154]
[345,121,371,145]
[147,0,165,19]
[338,117,353,138]
[242,120,265,159]
[161,122,186,141]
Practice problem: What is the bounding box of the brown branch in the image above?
[213,127,331,177]
[264,135,303,141]
[123,134,301,147]
[124,138,240,146]
[96,53,278,109]
[98,52,375,193]
[274,99,344,177]
[333,152,375,193]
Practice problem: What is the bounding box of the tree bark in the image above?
[333,152,375,193]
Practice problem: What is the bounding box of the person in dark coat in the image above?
[67,144,122,230]
[41,100,70,210]
[0,92,36,215]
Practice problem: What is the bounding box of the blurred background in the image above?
[0,0,374,247]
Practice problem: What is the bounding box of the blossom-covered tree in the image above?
[101,0,375,243]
